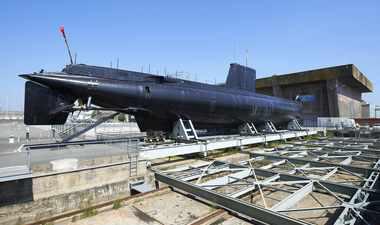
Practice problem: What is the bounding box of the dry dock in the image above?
[1,129,379,225]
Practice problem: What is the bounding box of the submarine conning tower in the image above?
[225,63,256,92]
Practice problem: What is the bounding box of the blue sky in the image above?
[1,1,379,110]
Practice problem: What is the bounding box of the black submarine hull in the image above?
[20,64,301,133]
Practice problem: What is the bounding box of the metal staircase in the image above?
[52,113,119,142]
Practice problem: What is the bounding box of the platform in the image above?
[140,130,319,160]
[0,165,31,182]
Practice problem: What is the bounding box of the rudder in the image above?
[24,81,73,125]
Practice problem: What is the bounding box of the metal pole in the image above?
[27,147,31,172]
[59,26,73,65]
[6,95,9,116]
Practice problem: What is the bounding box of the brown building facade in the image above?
[255,64,373,126]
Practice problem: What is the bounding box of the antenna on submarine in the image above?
[245,49,248,67]
[59,26,74,65]
[244,49,249,75]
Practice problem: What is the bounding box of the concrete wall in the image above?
[361,104,380,118]
[337,94,362,118]
[336,79,363,118]
[255,64,372,125]
[0,179,132,225]
[362,104,371,118]
[33,161,146,200]
[257,81,331,126]
[256,78,364,125]
[31,154,131,173]
[0,178,33,206]
[0,159,147,225]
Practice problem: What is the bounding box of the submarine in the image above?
[19,26,302,138]
[20,63,302,134]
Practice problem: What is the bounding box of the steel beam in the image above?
[160,160,380,198]
[155,157,380,225]
[339,156,352,165]
[293,143,380,156]
[238,161,380,198]
[199,169,252,190]
[321,167,338,180]
[140,130,317,160]
[270,148,378,163]
[334,159,380,225]
[250,152,379,176]
[260,159,286,169]
[251,168,362,197]
[155,171,310,225]
[271,182,314,212]
[229,174,280,198]
[169,159,380,198]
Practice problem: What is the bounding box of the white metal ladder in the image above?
[240,122,259,135]
[265,121,278,133]
[172,119,198,141]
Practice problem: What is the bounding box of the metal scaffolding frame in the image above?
[140,130,320,160]
[292,140,380,156]
[262,145,379,164]
[154,145,380,225]
[250,152,379,176]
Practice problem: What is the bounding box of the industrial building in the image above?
[255,64,373,126]
[361,103,380,118]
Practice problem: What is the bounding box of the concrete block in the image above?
[50,158,78,171]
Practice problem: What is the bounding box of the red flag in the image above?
[59,26,65,35]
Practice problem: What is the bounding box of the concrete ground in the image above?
[133,191,213,225]
[68,205,163,225]
[66,153,259,225]
[0,121,52,153]
[69,191,214,225]
[68,192,254,225]
[206,215,254,225]
[0,142,131,168]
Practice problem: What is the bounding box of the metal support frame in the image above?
[264,121,278,133]
[250,152,379,176]
[155,171,309,225]
[171,118,198,141]
[140,130,318,160]
[334,160,380,225]
[154,154,380,225]
[272,148,377,167]
[293,142,380,156]
[287,119,304,131]
[273,145,379,162]
[239,122,259,135]
[271,181,314,211]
